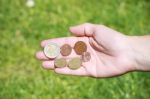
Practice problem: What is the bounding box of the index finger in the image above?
[41,37,89,48]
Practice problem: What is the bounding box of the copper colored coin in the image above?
[81,52,91,62]
[68,57,81,70]
[74,41,87,55]
[60,44,72,56]
[54,58,67,68]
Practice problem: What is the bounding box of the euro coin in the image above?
[54,58,67,68]
[68,57,81,70]
[74,41,87,55]
[60,44,72,56]
[81,52,91,62]
[44,42,60,58]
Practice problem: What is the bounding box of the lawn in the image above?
[0,0,150,99]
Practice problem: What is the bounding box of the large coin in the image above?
[44,42,60,58]
[74,41,87,55]
[60,44,72,56]
[68,57,81,70]
[81,52,91,62]
[54,58,67,68]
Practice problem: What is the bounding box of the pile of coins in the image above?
[44,41,91,70]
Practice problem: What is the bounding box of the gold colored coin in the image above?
[54,58,67,68]
[74,41,87,55]
[68,57,81,70]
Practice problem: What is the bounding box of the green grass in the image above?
[0,0,150,98]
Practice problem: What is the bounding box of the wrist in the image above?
[127,36,150,71]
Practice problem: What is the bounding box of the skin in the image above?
[36,23,150,78]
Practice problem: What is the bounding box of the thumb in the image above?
[69,23,96,37]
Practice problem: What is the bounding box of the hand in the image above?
[36,23,136,78]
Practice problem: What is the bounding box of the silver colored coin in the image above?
[44,42,60,58]
[81,52,91,62]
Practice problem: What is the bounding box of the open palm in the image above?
[36,23,135,78]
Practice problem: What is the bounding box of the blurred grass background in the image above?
[0,0,150,98]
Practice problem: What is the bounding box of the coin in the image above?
[44,42,60,58]
[60,44,72,56]
[74,41,87,55]
[54,58,67,68]
[81,52,91,62]
[68,57,81,70]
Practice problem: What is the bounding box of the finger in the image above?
[55,67,88,76]
[41,37,89,48]
[41,37,67,47]
[89,37,105,52]
[36,51,49,60]
[69,23,96,37]
[42,61,54,69]
[41,37,89,58]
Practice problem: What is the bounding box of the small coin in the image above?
[81,52,91,62]
[60,44,72,56]
[54,58,67,68]
[68,57,81,70]
[74,41,87,55]
[44,42,60,58]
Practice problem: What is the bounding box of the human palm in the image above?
[36,23,135,77]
